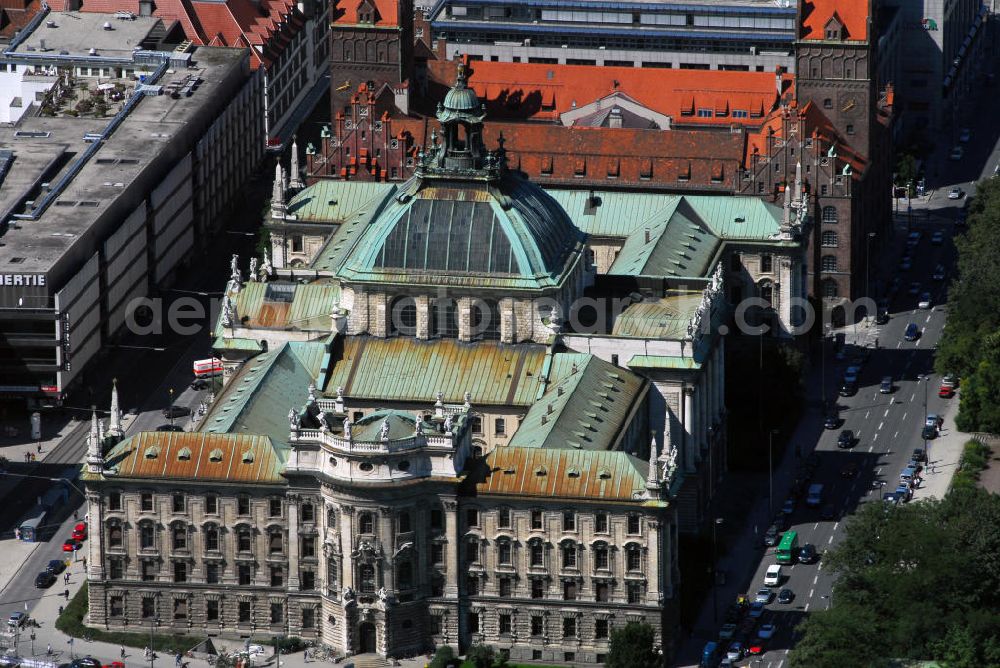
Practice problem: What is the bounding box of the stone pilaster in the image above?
[415,295,430,339]
[287,497,300,590]
[683,386,695,473]
[371,293,388,338]
[500,297,515,343]
[348,289,369,335]
[443,499,459,597]
[457,297,472,342]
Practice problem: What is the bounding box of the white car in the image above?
[918,293,932,309]
[959,128,971,143]
[757,623,777,640]
[948,187,964,199]
[764,564,783,586]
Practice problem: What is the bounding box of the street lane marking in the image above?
[868,444,874,452]
[897,342,902,349]
[866,411,871,420]
[804,603,810,611]
[878,421,884,431]
[927,315,932,323]
[903,411,908,421]
[813,575,819,585]
[813,523,819,530]
[834,522,839,531]
[828,535,834,544]
[809,588,814,598]
[884,409,890,418]
[894,431,899,439]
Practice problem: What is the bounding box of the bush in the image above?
[56,584,209,653]
[429,645,459,668]
[952,440,992,490]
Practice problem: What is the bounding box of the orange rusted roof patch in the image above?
[800,0,869,41]
[476,447,650,502]
[93,432,286,484]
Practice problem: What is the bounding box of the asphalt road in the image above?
[708,213,958,667]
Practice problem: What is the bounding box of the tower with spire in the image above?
[86,407,103,474]
[108,379,123,440]
[289,137,305,191]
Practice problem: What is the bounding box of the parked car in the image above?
[918,293,932,309]
[904,323,921,341]
[764,564,783,587]
[883,492,901,505]
[778,588,795,604]
[912,448,927,463]
[926,414,943,428]
[748,602,766,619]
[899,256,912,271]
[932,264,946,280]
[62,539,81,552]
[156,425,184,432]
[906,231,922,247]
[895,485,913,502]
[748,641,766,656]
[754,588,774,604]
[799,543,818,564]
[839,381,858,397]
[931,231,945,245]
[876,308,890,324]
[837,429,855,449]
[72,522,87,542]
[70,659,102,668]
[880,376,894,393]
[841,461,859,478]
[34,572,56,588]
[909,281,922,295]
[757,624,776,640]
[939,384,955,398]
[7,613,27,629]
[950,146,964,160]
[190,378,211,390]
[46,559,66,575]
[922,425,938,440]
[781,498,795,515]
[942,374,959,388]
[959,128,971,143]
[726,642,745,662]
[824,412,840,429]
[162,405,191,419]
[948,187,965,200]
[718,623,738,642]
[764,524,780,547]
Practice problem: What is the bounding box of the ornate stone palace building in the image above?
[83,72,806,664]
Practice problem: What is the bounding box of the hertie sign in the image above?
[0,274,45,286]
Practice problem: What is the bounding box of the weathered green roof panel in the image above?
[323,336,548,406]
[285,180,394,223]
[611,293,703,339]
[628,355,702,370]
[544,189,678,239]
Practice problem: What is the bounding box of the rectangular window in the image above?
[107,595,124,617]
[109,526,123,548]
[238,601,251,623]
[302,535,316,558]
[238,530,252,552]
[108,491,122,511]
[627,514,641,535]
[563,546,577,569]
[174,562,187,583]
[238,496,250,515]
[269,498,282,517]
[206,563,219,585]
[327,559,338,590]
[760,254,773,274]
[498,542,512,565]
[563,617,577,638]
[498,508,511,528]
[468,612,479,634]
[430,509,443,531]
[595,546,609,570]
[301,570,316,590]
[430,615,442,635]
[627,549,642,571]
[271,566,284,587]
[142,561,156,581]
[432,543,444,565]
[301,503,315,523]
[238,564,252,586]
[532,579,545,599]
[141,493,153,512]
[596,619,609,639]
[173,598,187,620]
[141,597,155,619]
[471,415,483,434]
[494,418,506,435]
[206,600,219,621]
[466,508,479,527]
[628,583,643,604]
[595,582,609,602]
[172,494,185,513]
[499,614,511,635]
[205,495,217,514]
[595,512,608,533]
[499,577,512,597]
[530,510,543,530]
[140,526,154,549]
[563,511,576,532]
[270,603,283,624]
[302,608,315,629]
[467,575,479,596]
[531,615,543,636]
[563,581,577,600]
[173,526,187,550]
[269,533,283,554]
[109,558,123,580]
[206,529,219,552]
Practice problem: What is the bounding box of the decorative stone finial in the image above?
[288,408,299,432]
[463,391,472,411]
[334,386,345,414]
[443,414,453,434]
[307,383,317,404]
[248,257,258,283]
[260,249,273,280]
[271,163,286,218]
[289,136,304,190]
[86,406,103,474]
[108,378,123,438]
[343,417,352,440]
[380,418,391,441]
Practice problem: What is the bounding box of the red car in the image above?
[72,522,88,541]
[62,539,81,552]
[938,385,955,398]
[749,642,766,656]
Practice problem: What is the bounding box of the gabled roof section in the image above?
[475,447,650,502]
[428,59,790,126]
[800,0,869,41]
[286,179,394,223]
[612,294,704,339]
[95,432,285,483]
[322,336,548,407]
[228,280,340,331]
[332,0,400,26]
[508,354,646,451]
[608,198,719,278]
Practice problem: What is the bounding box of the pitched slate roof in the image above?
[322,336,548,407]
[95,432,285,483]
[428,59,790,127]
[508,354,646,451]
[475,447,650,502]
[800,0,869,41]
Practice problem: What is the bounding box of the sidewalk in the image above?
[910,392,965,501]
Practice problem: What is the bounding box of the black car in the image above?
[820,505,836,520]
[46,559,66,575]
[764,524,781,547]
[880,376,894,394]
[162,405,191,419]
[70,659,102,668]
[156,424,184,432]
[912,448,927,463]
[824,413,839,429]
[34,571,56,588]
[904,323,921,341]
[777,588,795,604]
[837,429,855,449]
[839,381,858,397]
[798,543,818,564]
[876,309,890,325]
[922,425,938,440]
[190,378,211,390]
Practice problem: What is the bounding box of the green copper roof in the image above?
[223,281,340,332]
[608,198,719,278]
[627,355,702,370]
[336,174,585,290]
[509,353,646,451]
[322,336,548,406]
[611,293,703,339]
[213,337,265,353]
[285,180,393,224]
[201,342,327,446]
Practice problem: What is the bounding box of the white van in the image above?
[806,483,824,507]
[764,564,782,587]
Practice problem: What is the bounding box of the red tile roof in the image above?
[800,0,869,41]
[746,102,867,175]
[332,0,400,26]
[427,59,791,127]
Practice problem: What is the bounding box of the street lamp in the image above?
[865,232,877,304]
[149,617,160,668]
[821,323,832,409]
[711,517,724,623]
[30,630,35,656]
[922,375,930,462]
[768,429,779,518]
[168,389,175,428]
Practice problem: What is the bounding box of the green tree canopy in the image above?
[607,622,660,668]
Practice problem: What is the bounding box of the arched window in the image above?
[821,255,838,272]
[561,542,577,569]
[388,296,417,336]
[108,524,123,548]
[759,281,773,307]
[822,230,838,247]
[529,541,544,567]
[822,279,839,298]
[359,564,376,593]
[359,512,375,535]
[625,544,643,572]
[822,206,838,223]
[205,526,220,552]
[430,298,458,338]
[497,539,512,565]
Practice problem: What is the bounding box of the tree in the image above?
[464,644,495,668]
[428,645,458,668]
[607,622,660,668]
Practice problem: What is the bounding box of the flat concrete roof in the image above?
[0,45,248,276]
[0,143,65,225]
[13,12,163,61]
